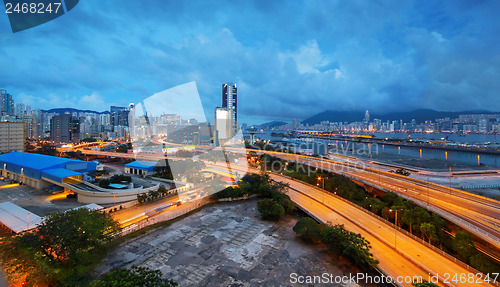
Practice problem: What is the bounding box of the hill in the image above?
[302,109,497,125]
[42,108,109,114]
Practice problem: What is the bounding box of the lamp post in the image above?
[426,177,430,208]
[389,208,404,249]
[317,176,326,190]
[317,176,327,204]
[449,166,452,195]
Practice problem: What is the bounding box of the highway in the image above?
[242,148,500,249]
[79,149,500,248]
[75,146,499,286]
[210,162,496,287]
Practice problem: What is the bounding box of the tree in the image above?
[293,218,322,242]
[271,191,296,214]
[412,280,439,287]
[157,185,168,197]
[413,207,431,235]
[148,188,160,200]
[452,232,477,261]
[430,214,446,245]
[90,266,177,287]
[257,199,285,221]
[363,198,386,215]
[402,208,417,234]
[32,208,120,266]
[420,223,436,244]
[321,225,378,267]
[99,179,110,188]
[381,207,392,221]
[469,254,498,275]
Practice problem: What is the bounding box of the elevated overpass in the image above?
[210,163,496,287]
[78,148,500,248]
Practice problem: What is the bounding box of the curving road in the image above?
[211,162,496,287]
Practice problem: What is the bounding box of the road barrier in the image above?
[280,174,500,287]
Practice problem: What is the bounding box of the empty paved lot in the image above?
[0,181,83,216]
[96,199,366,287]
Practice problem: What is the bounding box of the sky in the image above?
[1,0,500,125]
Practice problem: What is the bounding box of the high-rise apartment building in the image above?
[110,106,129,126]
[0,122,25,153]
[49,114,80,143]
[222,83,237,136]
[0,89,14,115]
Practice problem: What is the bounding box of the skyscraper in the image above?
[110,106,129,126]
[222,83,237,136]
[50,114,80,143]
[364,110,370,123]
[0,89,14,115]
[215,83,238,145]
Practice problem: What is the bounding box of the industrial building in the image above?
[0,152,97,190]
[124,160,158,175]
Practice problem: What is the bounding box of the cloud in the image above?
[1,0,500,124]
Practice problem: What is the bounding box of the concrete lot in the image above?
[96,199,366,287]
[0,180,84,216]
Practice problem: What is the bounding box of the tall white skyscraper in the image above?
[222,83,237,136]
[215,83,238,145]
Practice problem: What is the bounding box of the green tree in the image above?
[469,254,499,275]
[90,266,177,287]
[420,223,436,244]
[413,207,431,234]
[257,198,285,221]
[381,192,398,206]
[412,280,439,287]
[402,208,417,234]
[321,225,378,267]
[430,214,446,245]
[271,191,296,214]
[157,185,168,197]
[293,218,322,242]
[363,197,386,215]
[33,209,120,266]
[452,232,477,261]
[99,179,110,188]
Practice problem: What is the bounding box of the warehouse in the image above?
[0,152,97,190]
[124,160,158,176]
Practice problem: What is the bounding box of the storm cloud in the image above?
[1,0,499,124]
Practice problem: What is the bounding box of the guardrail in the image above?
[280,174,500,287]
[115,198,210,237]
[294,159,500,248]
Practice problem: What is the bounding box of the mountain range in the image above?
[42,108,109,114]
[301,109,499,125]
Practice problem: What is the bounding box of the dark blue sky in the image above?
[1,0,500,124]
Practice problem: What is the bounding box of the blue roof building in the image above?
[0,152,96,190]
[124,160,157,175]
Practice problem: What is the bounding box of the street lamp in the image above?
[317,176,327,190]
[389,208,404,249]
[317,176,327,204]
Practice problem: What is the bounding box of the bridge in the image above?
[209,162,496,287]
[78,148,500,249]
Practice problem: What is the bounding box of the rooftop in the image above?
[0,152,87,171]
[125,160,158,170]
[0,202,43,233]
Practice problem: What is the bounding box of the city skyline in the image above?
[2,1,500,124]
